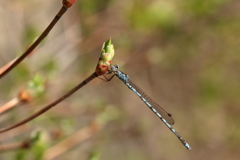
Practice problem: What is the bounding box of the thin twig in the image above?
[0,73,98,133]
[0,138,33,153]
[44,121,102,160]
[0,1,74,79]
[0,98,20,114]
[0,142,24,153]
[0,126,29,142]
[0,58,17,76]
[0,90,32,115]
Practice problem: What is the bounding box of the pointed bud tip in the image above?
[102,39,112,50]
[106,38,112,45]
[102,39,114,54]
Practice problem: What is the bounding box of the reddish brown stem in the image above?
[0,142,23,153]
[0,6,68,79]
[0,58,17,75]
[0,73,98,133]
[0,139,33,153]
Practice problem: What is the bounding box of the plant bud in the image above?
[62,0,75,8]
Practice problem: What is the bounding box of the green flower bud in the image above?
[101,39,114,61]
[106,44,114,58]
[95,39,115,75]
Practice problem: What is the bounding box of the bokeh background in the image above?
[0,0,240,159]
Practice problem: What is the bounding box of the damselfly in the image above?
[107,64,192,150]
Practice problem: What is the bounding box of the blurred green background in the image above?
[0,0,240,159]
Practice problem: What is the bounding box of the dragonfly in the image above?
[107,64,192,150]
